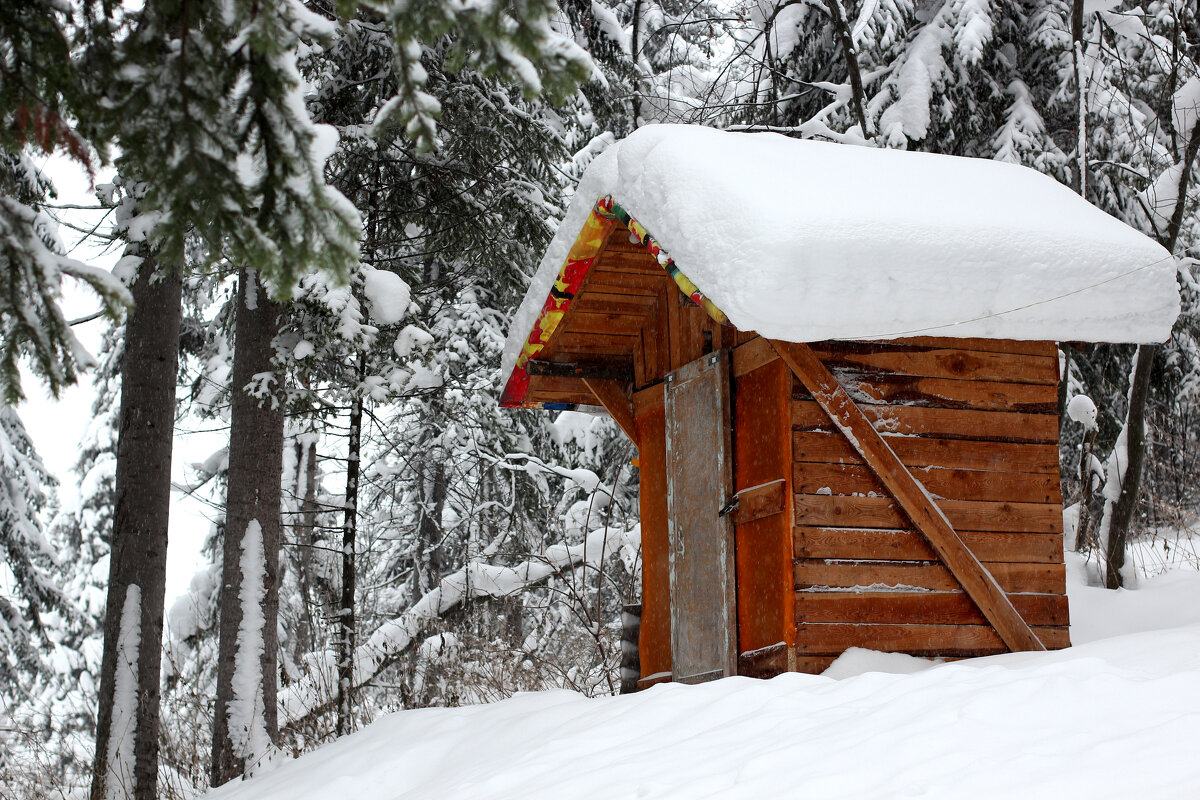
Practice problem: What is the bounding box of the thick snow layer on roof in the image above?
[503,125,1179,381]
[207,553,1200,800]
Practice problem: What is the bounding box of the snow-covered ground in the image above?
[208,548,1200,800]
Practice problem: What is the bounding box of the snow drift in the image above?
[207,557,1200,800]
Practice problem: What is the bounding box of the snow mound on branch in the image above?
[207,561,1200,800]
[503,125,1179,382]
[1067,394,1098,431]
[361,267,411,325]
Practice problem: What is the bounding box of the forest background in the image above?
[3,0,1200,798]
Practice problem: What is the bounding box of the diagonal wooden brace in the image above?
[583,378,639,446]
[770,340,1045,652]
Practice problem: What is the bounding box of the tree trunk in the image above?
[211,269,284,786]
[336,362,364,737]
[418,456,450,584]
[1074,425,1098,552]
[292,436,319,664]
[1070,0,1087,196]
[823,0,871,137]
[630,0,643,129]
[1102,345,1154,588]
[90,256,182,800]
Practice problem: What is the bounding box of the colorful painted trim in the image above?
[500,196,728,409]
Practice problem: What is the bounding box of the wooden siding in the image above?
[789,337,1069,667]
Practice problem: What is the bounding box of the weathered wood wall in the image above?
[787,337,1070,673]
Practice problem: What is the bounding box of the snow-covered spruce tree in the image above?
[0,407,78,700]
[3,325,124,794]
[0,1,131,404]
[88,0,360,293]
[558,0,728,139]
[0,13,122,772]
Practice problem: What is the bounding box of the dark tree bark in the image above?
[1074,425,1098,552]
[90,256,182,800]
[1103,346,1153,587]
[210,269,285,786]
[292,436,319,664]
[823,0,870,137]
[1070,0,1087,196]
[630,0,643,128]
[417,456,450,583]
[335,357,364,737]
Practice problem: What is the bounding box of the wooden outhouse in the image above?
[499,126,1180,685]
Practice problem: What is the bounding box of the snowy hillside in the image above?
[207,552,1200,800]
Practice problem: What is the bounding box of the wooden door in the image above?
[664,350,737,683]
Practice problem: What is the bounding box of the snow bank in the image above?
[503,125,1179,382]
[209,561,1200,800]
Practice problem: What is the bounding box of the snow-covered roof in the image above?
[502,125,1179,382]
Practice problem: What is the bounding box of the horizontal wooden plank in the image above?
[527,375,593,395]
[793,527,1065,563]
[544,330,642,359]
[871,337,1058,358]
[791,399,1057,444]
[793,656,838,674]
[587,268,670,291]
[603,235,653,253]
[527,358,633,382]
[809,343,1058,385]
[574,290,659,316]
[577,278,663,298]
[792,431,1059,474]
[593,252,665,272]
[731,336,1060,380]
[793,494,1062,533]
[794,591,1069,626]
[819,371,1059,413]
[526,389,598,406]
[795,623,1070,656]
[793,560,1067,594]
[564,310,649,336]
[793,463,1062,504]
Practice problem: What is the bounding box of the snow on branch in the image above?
[495,451,610,497]
[279,523,640,727]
